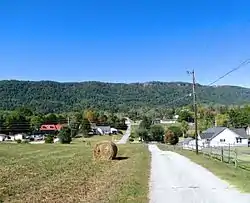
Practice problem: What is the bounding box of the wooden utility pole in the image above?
[188,70,199,154]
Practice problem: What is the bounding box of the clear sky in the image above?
[1,0,250,86]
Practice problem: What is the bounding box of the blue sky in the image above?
[1,0,250,86]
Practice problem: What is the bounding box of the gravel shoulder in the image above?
[149,144,250,203]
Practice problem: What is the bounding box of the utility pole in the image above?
[188,70,199,155]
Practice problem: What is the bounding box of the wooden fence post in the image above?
[221,147,224,162]
[234,148,238,168]
[228,144,231,164]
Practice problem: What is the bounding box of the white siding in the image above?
[0,136,4,142]
[210,128,248,147]
[14,134,24,140]
[246,127,250,136]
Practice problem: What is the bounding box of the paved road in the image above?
[149,144,250,203]
[117,119,131,144]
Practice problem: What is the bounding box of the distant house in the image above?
[96,126,111,135]
[40,124,64,134]
[5,133,26,141]
[0,134,6,142]
[153,118,161,124]
[199,127,249,147]
[91,124,112,135]
[14,133,25,141]
[160,119,177,124]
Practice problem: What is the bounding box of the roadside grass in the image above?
[0,141,149,202]
[158,144,250,193]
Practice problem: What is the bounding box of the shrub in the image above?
[58,127,72,144]
[168,126,182,137]
[22,140,29,144]
[129,138,134,142]
[136,128,150,142]
[45,135,54,144]
[164,130,179,145]
[150,125,165,142]
[16,139,22,144]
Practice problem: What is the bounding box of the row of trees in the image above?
[0,107,127,135]
[134,116,180,145]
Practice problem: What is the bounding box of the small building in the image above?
[0,134,6,142]
[200,127,249,147]
[40,124,65,134]
[96,126,111,135]
[40,124,63,131]
[14,133,25,141]
[160,119,177,124]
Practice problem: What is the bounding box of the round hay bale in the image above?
[93,141,118,161]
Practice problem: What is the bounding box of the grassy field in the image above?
[158,144,250,193]
[0,137,150,203]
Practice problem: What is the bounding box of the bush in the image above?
[16,139,22,144]
[164,130,179,145]
[150,125,165,142]
[168,126,182,137]
[45,135,54,143]
[136,128,150,142]
[58,127,72,144]
[129,138,134,142]
[22,140,30,144]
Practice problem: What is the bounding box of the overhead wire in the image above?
[164,58,250,107]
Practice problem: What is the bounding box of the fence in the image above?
[172,144,250,171]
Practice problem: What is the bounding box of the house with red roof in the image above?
[40,124,64,132]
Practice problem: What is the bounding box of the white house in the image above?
[160,119,177,124]
[0,134,6,142]
[8,134,26,141]
[200,127,249,147]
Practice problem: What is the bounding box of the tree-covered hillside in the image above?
[1,80,250,113]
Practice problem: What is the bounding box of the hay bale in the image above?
[93,141,118,160]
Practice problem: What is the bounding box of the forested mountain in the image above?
[1,80,250,113]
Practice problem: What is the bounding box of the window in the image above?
[220,139,225,142]
[236,138,242,143]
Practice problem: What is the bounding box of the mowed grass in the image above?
[158,144,250,193]
[0,140,150,203]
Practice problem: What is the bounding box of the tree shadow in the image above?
[113,157,129,161]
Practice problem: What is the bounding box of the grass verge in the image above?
[158,144,250,193]
[0,141,149,203]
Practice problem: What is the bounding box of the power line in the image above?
[207,59,250,86]
[164,59,250,108]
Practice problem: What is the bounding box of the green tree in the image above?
[44,113,58,124]
[136,128,150,142]
[81,118,91,137]
[215,114,229,127]
[58,127,72,144]
[5,112,30,134]
[0,114,6,134]
[180,121,189,137]
[177,110,194,123]
[150,125,165,142]
[168,125,182,137]
[45,135,54,143]
[139,116,152,130]
[30,115,44,132]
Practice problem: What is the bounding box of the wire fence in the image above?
[169,144,250,171]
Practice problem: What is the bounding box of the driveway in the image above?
[149,144,250,203]
[117,119,131,144]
